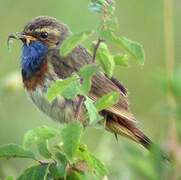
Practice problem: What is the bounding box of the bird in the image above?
[9,16,153,150]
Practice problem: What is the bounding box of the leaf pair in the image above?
[0,123,108,179]
[100,31,145,66]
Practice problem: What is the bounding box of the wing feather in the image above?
[51,46,136,122]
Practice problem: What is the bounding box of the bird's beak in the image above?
[8,32,37,47]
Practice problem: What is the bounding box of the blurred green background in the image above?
[0,0,180,179]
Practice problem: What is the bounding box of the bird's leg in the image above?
[75,77,85,120]
[75,95,85,120]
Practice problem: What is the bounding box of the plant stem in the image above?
[164,0,175,77]
[163,0,179,162]
[92,38,104,63]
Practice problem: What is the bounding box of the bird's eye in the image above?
[40,32,48,39]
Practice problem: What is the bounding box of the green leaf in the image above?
[23,126,59,149]
[78,144,95,169]
[61,79,81,100]
[60,31,93,57]
[61,122,83,161]
[114,54,129,67]
[78,144,108,179]
[17,165,49,180]
[67,172,87,180]
[48,65,99,100]
[88,3,103,13]
[55,152,68,165]
[97,43,115,78]
[49,163,66,179]
[101,31,145,65]
[37,141,52,159]
[95,91,119,111]
[0,144,35,160]
[89,154,108,178]
[47,75,79,102]
[84,96,103,124]
[79,64,99,95]
[79,64,99,78]
[118,36,145,65]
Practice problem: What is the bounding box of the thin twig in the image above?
[92,38,104,63]
[38,160,52,165]
[163,0,181,168]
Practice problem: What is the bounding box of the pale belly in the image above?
[26,83,77,123]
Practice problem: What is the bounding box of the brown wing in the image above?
[51,46,135,123]
[89,72,135,122]
[50,46,154,149]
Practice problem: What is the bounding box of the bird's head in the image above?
[8,16,70,81]
[8,16,70,48]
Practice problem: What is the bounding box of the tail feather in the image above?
[105,114,152,149]
[104,112,170,161]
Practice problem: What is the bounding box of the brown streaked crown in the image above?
[23,16,71,47]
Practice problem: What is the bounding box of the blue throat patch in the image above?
[21,41,48,80]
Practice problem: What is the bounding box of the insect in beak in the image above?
[8,32,37,48]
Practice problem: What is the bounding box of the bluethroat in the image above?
[9,16,152,150]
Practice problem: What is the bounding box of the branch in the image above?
[92,38,104,63]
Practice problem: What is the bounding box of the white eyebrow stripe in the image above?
[34,28,61,36]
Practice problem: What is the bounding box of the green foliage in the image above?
[49,163,66,179]
[47,0,145,126]
[89,2,103,13]
[61,122,83,161]
[47,75,79,102]
[0,144,35,160]
[78,144,108,179]
[23,126,59,148]
[37,141,52,159]
[47,64,99,102]
[78,64,99,95]
[96,43,115,77]
[95,91,119,111]
[0,0,157,179]
[84,96,102,124]
[114,54,129,67]
[60,31,93,57]
[0,123,108,179]
[61,80,81,100]
[100,31,145,65]
[17,165,49,180]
